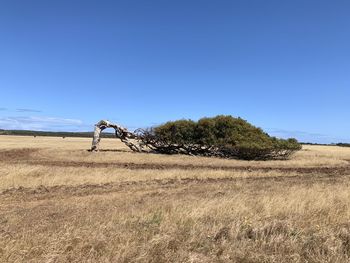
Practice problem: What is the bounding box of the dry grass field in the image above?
[1,135,350,262]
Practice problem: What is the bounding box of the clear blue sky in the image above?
[0,0,349,143]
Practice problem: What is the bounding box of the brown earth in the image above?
[2,148,350,175]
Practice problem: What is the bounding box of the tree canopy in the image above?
[139,115,301,160]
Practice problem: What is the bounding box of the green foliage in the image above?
[152,115,301,160]
[154,119,197,145]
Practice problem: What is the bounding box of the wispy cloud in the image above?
[0,108,7,111]
[16,108,42,113]
[0,116,91,132]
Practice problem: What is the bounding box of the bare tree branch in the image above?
[91,120,142,152]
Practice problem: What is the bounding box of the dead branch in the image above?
[91,120,142,152]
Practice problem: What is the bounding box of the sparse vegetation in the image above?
[1,136,350,262]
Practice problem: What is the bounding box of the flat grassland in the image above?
[1,136,350,262]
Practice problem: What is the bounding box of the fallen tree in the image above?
[91,116,302,160]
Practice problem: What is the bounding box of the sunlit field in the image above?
[1,135,350,262]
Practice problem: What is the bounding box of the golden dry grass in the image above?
[1,135,350,262]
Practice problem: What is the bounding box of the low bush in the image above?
[138,115,301,160]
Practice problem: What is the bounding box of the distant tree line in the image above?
[336,143,350,147]
[0,129,115,138]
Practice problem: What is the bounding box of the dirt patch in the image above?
[23,159,350,176]
[1,172,349,201]
[0,148,39,161]
[2,148,350,176]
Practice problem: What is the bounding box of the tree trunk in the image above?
[90,120,141,152]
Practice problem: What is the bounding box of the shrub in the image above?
[139,115,301,160]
